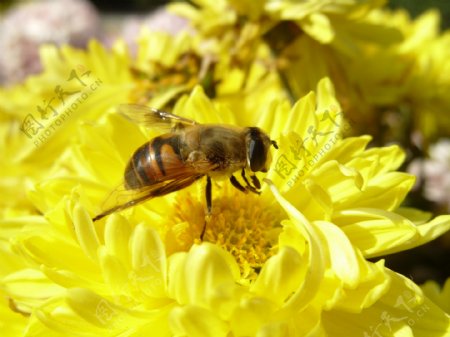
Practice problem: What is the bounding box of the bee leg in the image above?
[201,176,212,239]
[206,176,212,215]
[241,168,251,188]
[230,175,247,193]
[241,168,261,195]
[250,174,261,190]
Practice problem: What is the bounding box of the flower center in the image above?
[164,184,283,281]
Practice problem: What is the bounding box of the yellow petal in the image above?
[304,179,333,217]
[35,297,110,336]
[98,246,129,296]
[332,259,390,312]
[277,305,323,337]
[129,224,167,297]
[174,86,235,125]
[73,203,100,261]
[13,235,99,280]
[3,269,64,308]
[182,243,240,305]
[230,297,277,336]
[336,208,419,258]
[104,214,132,269]
[301,13,335,44]
[265,180,325,313]
[316,221,360,287]
[421,278,450,314]
[169,305,228,337]
[288,91,318,141]
[395,207,432,225]
[66,288,139,331]
[310,160,363,206]
[340,172,415,211]
[377,215,450,256]
[256,320,290,337]
[379,270,450,337]
[251,246,304,305]
[316,77,341,113]
[324,135,372,164]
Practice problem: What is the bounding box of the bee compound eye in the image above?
[248,137,266,172]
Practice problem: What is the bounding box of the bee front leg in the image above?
[230,175,247,193]
[250,174,261,190]
[241,168,261,195]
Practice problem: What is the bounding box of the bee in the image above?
[92,104,278,233]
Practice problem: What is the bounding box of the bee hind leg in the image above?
[201,176,212,240]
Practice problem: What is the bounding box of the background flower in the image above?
[0,0,100,85]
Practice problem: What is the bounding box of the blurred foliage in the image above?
[389,0,450,28]
[87,0,450,26]
[2,0,449,25]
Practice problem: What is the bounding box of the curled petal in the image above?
[265,180,325,313]
[251,246,304,305]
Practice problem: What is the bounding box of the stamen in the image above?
[166,185,283,281]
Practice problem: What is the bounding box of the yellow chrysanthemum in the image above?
[170,0,450,144]
[170,0,385,41]
[167,0,407,132]
[343,8,450,141]
[1,77,449,336]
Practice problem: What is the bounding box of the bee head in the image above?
[245,127,278,173]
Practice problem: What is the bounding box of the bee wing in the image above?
[92,175,203,221]
[118,104,199,130]
[92,156,218,222]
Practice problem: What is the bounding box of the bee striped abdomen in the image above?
[124,134,183,189]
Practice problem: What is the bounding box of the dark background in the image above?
[88,0,450,28]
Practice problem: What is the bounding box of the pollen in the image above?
[165,184,283,281]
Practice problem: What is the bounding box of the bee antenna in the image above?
[271,140,279,149]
